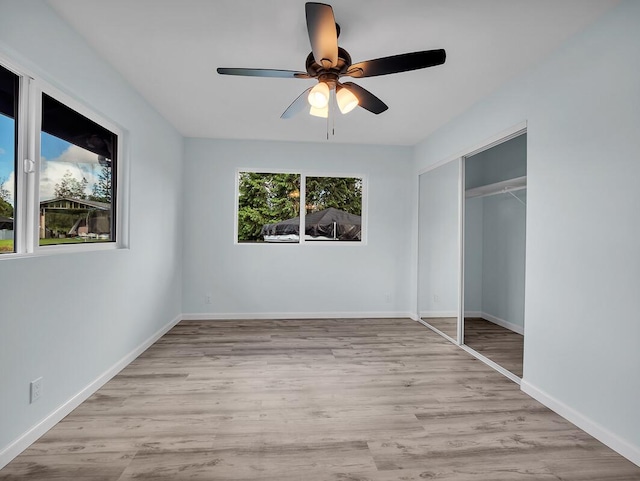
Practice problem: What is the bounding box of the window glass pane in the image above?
[305,176,362,241]
[238,172,301,243]
[0,64,18,254]
[39,93,117,246]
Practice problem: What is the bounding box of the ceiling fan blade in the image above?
[305,3,338,69]
[341,82,388,114]
[217,68,311,79]
[281,87,313,119]
[346,49,446,78]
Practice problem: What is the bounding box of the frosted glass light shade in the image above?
[309,105,328,118]
[308,82,330,108]
[337,87,359,114]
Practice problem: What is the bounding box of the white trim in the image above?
[0,314,181,470]
[419,311,458,318]
[181,312,412,321]
[464,311,525,336]
[417,121,527,176]
[457,157,465,344]
[521,380,640,467]
[481,312,524,335]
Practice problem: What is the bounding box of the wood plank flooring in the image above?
[422,316,457,340]
[464,318,524,378]
[1,318,639,480]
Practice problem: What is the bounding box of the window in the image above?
[0,56,123,257]
[305,176,362,241]
[237,171,364,244]
[39,94,117,245]
[0,64,18,254]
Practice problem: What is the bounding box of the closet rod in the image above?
[465,175,526,199]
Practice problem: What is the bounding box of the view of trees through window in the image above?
[38,93,117,246]
[238,172,363,243]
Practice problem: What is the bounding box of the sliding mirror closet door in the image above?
[463,133,527,378]
[418,160,460,342]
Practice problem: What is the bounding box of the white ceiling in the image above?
[47,0,618,146]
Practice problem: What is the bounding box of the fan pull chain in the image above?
[326,110,329,140]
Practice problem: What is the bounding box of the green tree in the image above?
[305,177,362,215]
[237,172,300,242]
[90,165,112,203]
[54,170,88,199]
[0,198,12,218]
[0,176,13,218]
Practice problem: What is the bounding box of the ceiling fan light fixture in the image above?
[309,105,329,118]
[336,87,359,114]
[308,82,330,108]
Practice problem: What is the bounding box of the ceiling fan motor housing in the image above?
[305,46,352,87]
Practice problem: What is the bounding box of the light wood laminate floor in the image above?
[422,316,457,340]
[1,318,638,480]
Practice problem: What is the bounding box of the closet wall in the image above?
[464,135,526,332]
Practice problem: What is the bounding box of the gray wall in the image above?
[414,0,640,461]
[182,138,413,318]
[0,0,184,457]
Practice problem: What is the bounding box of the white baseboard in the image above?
[521,380,640,467]
[419,311,458,318]
[466,311,524,335]
[0,314,182,470]
[181,311,413,321]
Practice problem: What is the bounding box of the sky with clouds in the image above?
[1,113,102,205]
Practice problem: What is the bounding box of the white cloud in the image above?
[53,144,101,165]
[1,145,103,203]
[40,145,102,200]
[40,162,100,201]
[0,147,6,155]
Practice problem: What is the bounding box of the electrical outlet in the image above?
[384,293,391,303]
[205,294,212,305]
[433,294,440,303]
[30,377,42,403]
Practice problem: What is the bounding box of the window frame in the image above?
[0,52,128,259]
[234,168,368,246]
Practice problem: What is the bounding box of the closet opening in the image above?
[462,132,527,379]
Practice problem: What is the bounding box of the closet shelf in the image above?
[465,176,527,199]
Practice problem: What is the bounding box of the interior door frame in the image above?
[458,122,527,384]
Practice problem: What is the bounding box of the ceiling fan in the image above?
[217,2,446,119]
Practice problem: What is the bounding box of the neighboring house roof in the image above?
[0,215,13,229]
[40,197,110,210]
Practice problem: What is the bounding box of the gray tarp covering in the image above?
[261,207,361,241]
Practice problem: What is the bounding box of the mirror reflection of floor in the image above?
[422,317,457,340]
[464,317,524,377]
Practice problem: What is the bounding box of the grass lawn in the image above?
[1,237,110,253]
[0,238,14,253]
